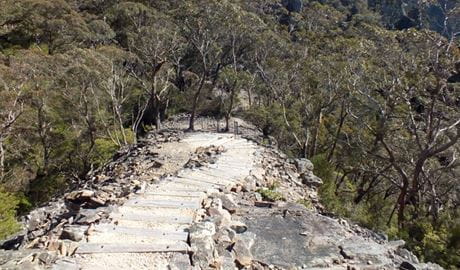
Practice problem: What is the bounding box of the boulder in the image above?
[60,226,87,242]
[232,236,253,267]
[189,221,217,268]
[212,194,238,213]
[300,172,323,188]
[295,158,314,173]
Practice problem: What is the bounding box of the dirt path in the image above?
[74,132,259,270]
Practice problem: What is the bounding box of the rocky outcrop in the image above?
[186,143,443,270]
[0,130,183,268]
[0,118,444,270]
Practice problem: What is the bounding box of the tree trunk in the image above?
[154,96,161,130]
[188,71,206,131]
[247,87,252,107]
[309,110,323,157]
[328,104,347,161]
[162,98,170,121]
[0,139,4,181]
[397,183,409,227]
[155,105,161,130]
[224,81,237,132]
[225,116,230,132]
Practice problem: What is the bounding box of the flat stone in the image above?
[242,208,344,268]
[254,201,275,208]
[232,236,253,267]
[52,258,79,270]
[60,226,87,241]
[37,252,56,265]
[300,172,323,188]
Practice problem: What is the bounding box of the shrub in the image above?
[257,188,285,202]
[0,188,20,239]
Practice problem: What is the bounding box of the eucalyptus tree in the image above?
[342,29,460,227]
[128,9,184,131]
[179,0,261,130]
[5,0,91,53]
[0,62,25,182]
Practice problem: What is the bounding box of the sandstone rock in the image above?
[189,221,217,268]
[52,258,79,270]
[46,241,60,252]
[212,194,238,213]
[60,226,86,241]
[254,201,275,208]
[295,158,314,173]
[300,172,323,188]
[208,206,232,228]
[185,145,224,168]
[396,248,420,264]
[232,236,253,267]
[75,209,101,225]
[37,252,56,265]
[242,175,257,191]
[230,221,248,234]
[65,190,94,202]
[168,253,192,270]
[57,240,78,257]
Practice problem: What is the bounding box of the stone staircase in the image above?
[74,133,258,269]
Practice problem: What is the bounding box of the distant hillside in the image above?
[307,0,459,37]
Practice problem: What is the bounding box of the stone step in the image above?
[88,232,186,245]
[138,190,204,198]
[154,182,219,193]
[218,152,254,159]
[223,143,254,149]
[160,178,215,189]
[208,164,252,172]
[91,224,188,241]
[116,206,197,218]
[175,175,231,186]
[216,157,253,163]
[124,199,201,209]
[196,168,245,180]
[171,179,222,190]
[185,171,235,183]
[114,220,190,232]
[211,163,253,171]
[133,193,204,202]
[76,242,190,254]
[111,212,193,224]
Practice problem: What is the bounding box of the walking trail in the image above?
[75,132,258,270]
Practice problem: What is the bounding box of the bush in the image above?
[257,187,285,202]
[0,188,20,239]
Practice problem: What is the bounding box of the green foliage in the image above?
[397,220,460,269]
[0,188,20,239]
[297,199,313,210]
[257,188,285,202]
[93,129,135,166]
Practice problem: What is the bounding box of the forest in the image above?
[0,0,459,268]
